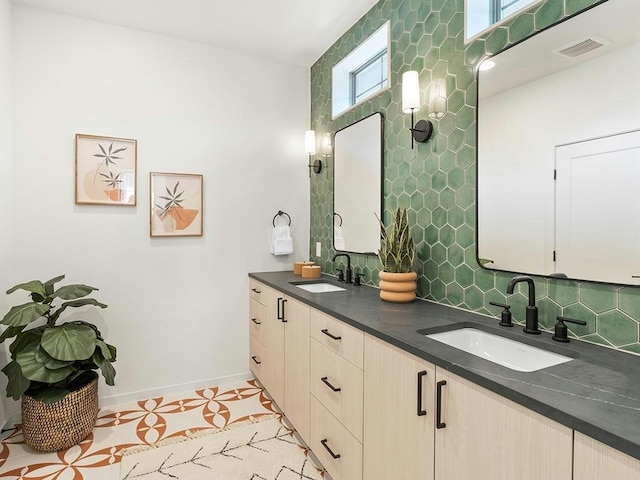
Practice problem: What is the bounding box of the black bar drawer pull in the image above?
[417,370,427,416]
[251,356,261,365]
[320,439,341,459]
[251,318,261,325]
[436,380,447,429]
[321,329,342,340]
[251,288,261,294]
[321,376,341,392]
[282,299,287,322]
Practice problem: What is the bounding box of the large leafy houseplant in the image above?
[0,275,116,403]
[376,207,416,273]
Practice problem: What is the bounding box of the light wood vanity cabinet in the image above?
[248,277,640,480]
[364,334,573,480]
[309,309,364,480]
[363,334,435,480]
[248,280,310,443]
[434,369,573,480]
[574,432,640,480]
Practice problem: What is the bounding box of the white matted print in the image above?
[75,134,137,205]
[150,172,203,237]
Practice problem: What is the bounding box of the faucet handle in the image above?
[552,316,587,343]
[489,301,513,327]
[354,273,364,286]
[336,268,344,282]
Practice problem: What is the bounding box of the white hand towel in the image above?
[334,226,346,251]
[271,226,294,256]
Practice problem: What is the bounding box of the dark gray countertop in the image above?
[250,271,640,461]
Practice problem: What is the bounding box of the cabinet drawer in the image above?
[310,338,363,442]
[249,279,266,305]
[310,395,362,480]
[249,298,265,343]
[310,309,363,369]
[249,334,265,383]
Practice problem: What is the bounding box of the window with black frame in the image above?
[466,0,541,40]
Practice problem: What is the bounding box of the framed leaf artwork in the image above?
[150,172,204,237]
[75,134,137,205]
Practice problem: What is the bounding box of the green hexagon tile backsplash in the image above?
[309,0,640,354]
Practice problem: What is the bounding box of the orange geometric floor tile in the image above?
[0,379,276,480]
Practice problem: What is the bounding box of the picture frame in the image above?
[75,134,137,205]
[150,172,204,237]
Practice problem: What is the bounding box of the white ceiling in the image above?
[10,0,380,67]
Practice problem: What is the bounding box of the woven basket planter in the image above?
[21,372,99,452]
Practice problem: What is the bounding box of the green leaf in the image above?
[40,324,97,361]
[93,351,116,386]
[52,284,98,300]
[35,345,74,370]
[49,298,108,323]
[107,343,117,361]
[6,280,46,297]
[16,345,75,383]
[0,325,25,343]
[1,360,31,400]
[44,275,66,295]
[1,302,49,327]
[28,387,70,404]
[96,339,114,361]
[9,327,44,358]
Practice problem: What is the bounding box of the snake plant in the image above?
[376,207,416,273]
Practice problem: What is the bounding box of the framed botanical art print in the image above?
[150,172,203,237]
[75,134,137,205]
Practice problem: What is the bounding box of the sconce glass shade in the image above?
[305,130,316,155]
[427,79,447,119]
[321,132,333,155]
[402,70,421,113]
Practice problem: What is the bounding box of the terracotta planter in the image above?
[21,372,99,452]
[378,271,417,303]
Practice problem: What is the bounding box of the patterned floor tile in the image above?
[0,379,277,479]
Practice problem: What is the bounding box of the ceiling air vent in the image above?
[554,36,607,58]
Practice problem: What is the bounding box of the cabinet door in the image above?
[363,334,435,480]
[310,395,363,480]
[261,285,285,409]
[249,298,265,344]
[311,338,363,442]
[574,432,640,480]
[283,296,310,443]
[249,333,265,382]
[434,369,572,480]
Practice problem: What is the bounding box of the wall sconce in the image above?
[402,70,433,149]
[320,132,333,158]
[305,129,322,174]
[427,78,447,120]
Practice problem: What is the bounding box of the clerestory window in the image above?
[332,22,390,118]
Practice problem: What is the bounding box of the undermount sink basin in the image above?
[292,282,346,293]
[425,328,572,372]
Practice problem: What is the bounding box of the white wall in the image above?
[10,6,310,406]
[478,42,640,275]
[0,0,14,426]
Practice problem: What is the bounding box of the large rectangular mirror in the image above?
[477,0,640,285]
[333,112,383,255]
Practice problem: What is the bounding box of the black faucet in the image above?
[332,253,352,283]
[506,276,540,334]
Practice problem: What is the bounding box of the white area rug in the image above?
[119,415,324,479]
